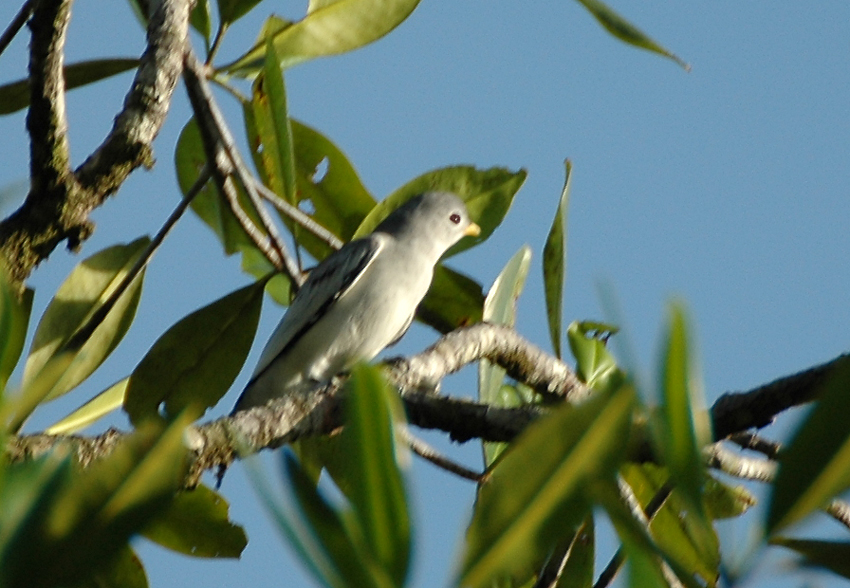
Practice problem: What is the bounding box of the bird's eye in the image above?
[449,213,462,224]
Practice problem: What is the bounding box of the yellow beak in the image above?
[464,222,481,237]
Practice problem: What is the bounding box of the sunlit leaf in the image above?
[142,485,247,558]
[656,303,716,569]
[0,59,139,115]
[222,0,421,75]
[355,166,526,258]
[342,364,410,584]
[767,357,850,533]
[46,377,128,435]
[567,321,622,391]
[770,538,850,579]
[625,536,668,588]
[289,120,376,260]
[479,246,532,465]
[124,281,265,425]
[22,237,149,402]
[460,386,635,588]
[252,40,297,208]
[543,160,571,359]
[572,0,689,70]
[6,350,75,433]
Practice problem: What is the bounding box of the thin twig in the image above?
[181,50,304,286]
[707,442,850,532]
[251,178,343,250]
[594,478,677,588]
[0,0,33,58]
[65,168,211,351]
[728,431,781,459]
[399,427,483,482]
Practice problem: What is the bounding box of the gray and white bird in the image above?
[233,191,480,411]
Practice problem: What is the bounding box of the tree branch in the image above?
[711,353,849,439]
[5,324,849,493]
[181,49,305,287]
[0,0,33,59]
[0,0,190,289]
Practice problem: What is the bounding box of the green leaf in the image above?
[479,246,532,465]
[460,386,635,588]
[177,118,292,299]
[190,0,212,43]
[342,364,411,585]
[86,544,149,588]
[354,166,526,258]
[124,281,265,425]
[239,246,293,306]
[6,350,75,433]
[0,452,72,583]
[0,59,140,115]
[553,516,594,588]
[252,40,297,208]
[567,321,622,391]
[175,118,254,256]
[416,265,484,334]
[0,271,32,393]
[767,357,850,533]
[703,476,756,520]
[0,418,187,588]
[289,120,376,260]
[572,0,689,70]
[284,453,390,588]
[593,478,705,588]
[770,538,850,579]
[141,484,247,558]
[543,160,571,359]
[218,0,265,26]
[656,303,716,567]
[46,377,128,435]
[222,0,421,75]
[22,237,149,402]
[620,463,720,585]
[658,305,708,504]
[244,456,329,586]
[625,537,668,588]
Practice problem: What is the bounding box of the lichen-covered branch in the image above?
[4,324,849,492]
[0,0,190,289]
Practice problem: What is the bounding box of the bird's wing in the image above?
[250,235,385,381]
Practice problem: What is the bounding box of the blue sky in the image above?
[1,1,849,586]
